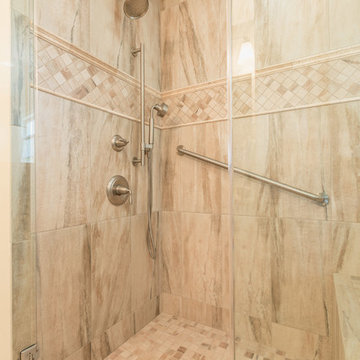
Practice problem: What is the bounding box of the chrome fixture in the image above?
[123,0,149,20]
[148,103,168,150]
[177,145,329,206]
[112,135,129,152]
[132,43,146,166]
[107,175,132,206]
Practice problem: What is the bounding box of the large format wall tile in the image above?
[37,225,91,360]
[254,0,329,69]
[35,0,90,51]
[36,93,90,232]
[271,218,328,336]
[90,218,131,338]
[89,111,132,222]
[233,216,271,341]
[131,214,159,312]
[161,0,226,90]
[182,213,230,309]
[326,101,360,222]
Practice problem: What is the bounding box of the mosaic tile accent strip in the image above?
[36,37,161,123]
[233,53,360,117]
[105,314,298,360]
[162,84,227,127]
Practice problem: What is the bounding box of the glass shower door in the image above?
[11,0,36,358]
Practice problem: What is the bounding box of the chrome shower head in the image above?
[153,103,168,117]
[123,0,149,20]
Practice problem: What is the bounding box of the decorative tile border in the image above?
[35,27,162,126]
[34,27,360,129]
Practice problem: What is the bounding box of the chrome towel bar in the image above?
[177,145,329,207]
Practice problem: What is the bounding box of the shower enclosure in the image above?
[8,0,360,359]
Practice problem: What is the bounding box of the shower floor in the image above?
[106,313,296,360]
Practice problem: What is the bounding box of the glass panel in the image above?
[232,1,360,359]
[11,0,36,358]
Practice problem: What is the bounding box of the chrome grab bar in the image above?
[177,145,329,207]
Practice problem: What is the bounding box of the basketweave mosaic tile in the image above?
[36,37,161,122]
[105,314,300,360]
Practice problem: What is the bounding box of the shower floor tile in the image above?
[106,313,297,360]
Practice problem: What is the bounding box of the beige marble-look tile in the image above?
[37,225,90,360]
[271,322,319,360]
[160,211,183,295]
[269,107,328,220]
[182,213,230,309]
[12,241,36,360]
[131,213,159,312]
[160,293,181,316]
[271,218,328,336]
[65,344,91,360]
[329,0,360,50]
[233,216,271,325]
[134,296,160,332]
[89,0,136,79]
[254,0,329,69]
[233,115,272,217]
[91,313,134,360]
[178,121,230,214]
[91,218,131,338]
[35,0,90,51]
[333,274,360,360]
[89,111,132,222]
[36,93,90,232]
[326,101,360,222]
[160,128,182,211]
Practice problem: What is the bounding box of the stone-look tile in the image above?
[233,116,272,217]
[89,0,136,80]
[160,212,183,295]
[106,314,231,360]
[271,322,319,360]
[269,107,328,220]
[333,274,360,360]
[36,93,90,232]
[160,293,181,316]
[136,0,162,91]
[65,345,91,360]
[233,217,271,337]
[323,222,360,277]
[91,314,134,360]
[161,0,226,90]
[35,0,90,51]
[254,0,329,69]
[131,214,159,312]
[89,111,132,222]
[12,241,36,360]
[182,213,230,309]
[326,101,360,222]
[37,225,90,360]
[178,121,230,214]
[90,218,131,338]
[160,128,182,211]
[181,297,231,333]
[271,218,328,336]
[134,296,160,333]
[329,0,360,50]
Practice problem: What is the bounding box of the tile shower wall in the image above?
[232,1,360,359]
[34,1,162,359]
[159,0,231,333]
